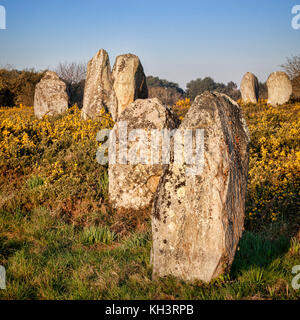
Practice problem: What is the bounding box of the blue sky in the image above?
[0,0,299,88]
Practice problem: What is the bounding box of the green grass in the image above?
[27,176,44,190]
[0,102,299,300]
[81,225,117,245]
[0,203,299,300]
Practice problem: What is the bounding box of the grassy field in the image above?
[0,100,299,300]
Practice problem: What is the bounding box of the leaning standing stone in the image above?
[152,91,250,283]
[109,54,148,121]
[81,49,113,120]
[240,72,259,104]
[267,71,293,106]
[109,98,179,211]
[34,71,68,119]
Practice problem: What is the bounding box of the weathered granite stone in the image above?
[109,54,148,121]
[240,72,259,103]
[151,91,250,283]
[34,71,68,119]
[81,49,113,120]
[267,72,293,106]
[109,98,179,210]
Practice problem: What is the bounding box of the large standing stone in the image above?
[81,49,113,120]
[109,98,179,211]
[151,92,250,283]
[109,54,148,121]
[34,71,68,119]
[267,72,293,106]
[240,72,259,104]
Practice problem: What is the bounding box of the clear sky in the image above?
[0,0,299,89]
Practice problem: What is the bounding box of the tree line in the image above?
[0,54,299,107]
[0,68,43,106]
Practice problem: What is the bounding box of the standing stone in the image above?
[109,98,179,211]
[109,54,148,121]
[240,72,259,104]
[152,91,250,283]
[81,49,113,120]
[267,72,293,106]
[34,71,68,119]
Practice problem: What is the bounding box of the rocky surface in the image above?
[267,72,293,106]
[34,71,68,119]
[240,72,259,104]
[109,98,179,210]
[151,91,250,282]
[81,49,113,120]
[109,54,148,121]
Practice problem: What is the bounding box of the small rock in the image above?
[267,71,292,106]
[240,72,259,104]
[34,71,68,119]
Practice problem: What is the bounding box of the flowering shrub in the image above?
[0,105,114,220]
[243,102,299,225]
[172,99,299,225]
[0,105,113,165]
[0,101,299,227]
[172,98,191,120]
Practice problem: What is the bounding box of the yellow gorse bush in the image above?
[0,105,114,161]
[172,98,191,120]
[0,101,299,224]
[173,99,299,224]
[244,102,300,223]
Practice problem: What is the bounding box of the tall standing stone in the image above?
[152,92,250,283]
[34,71,68,119]
[109,98,179,211]
[109,54,148,121]
[240,72,259,104]
[81,49,113,120]
[267,71,293,106]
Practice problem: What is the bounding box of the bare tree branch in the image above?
[55,62,87,107]
[55,61,86,85]
[281,55,300,79]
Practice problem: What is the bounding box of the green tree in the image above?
[258,82,268,99]
[0,68,43,107]
[146,75,185,105]
[186,77,240,101]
